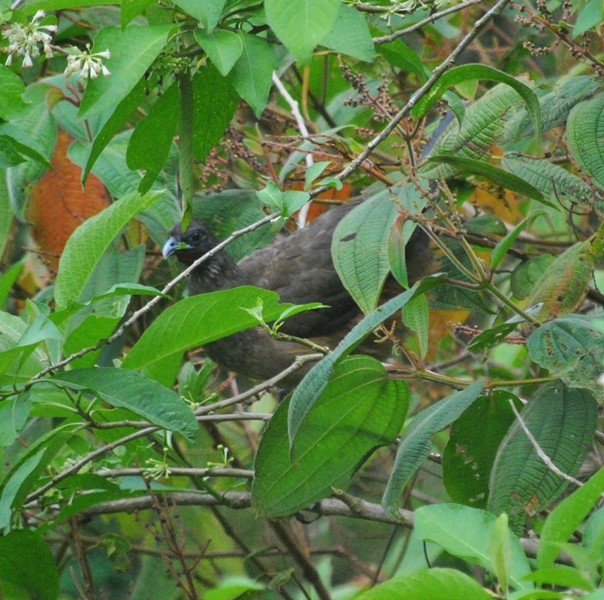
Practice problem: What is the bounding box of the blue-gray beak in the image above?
[162,236,180,259]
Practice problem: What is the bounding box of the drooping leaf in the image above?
[383,380,484,512]
[511,255,555,299]
[50,368,199,441]
[265,0,340,64]
[253,356,408,517]
[488,382,597,533]
[442,392,518,508]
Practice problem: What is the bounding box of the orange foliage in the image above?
[28,130,110,271]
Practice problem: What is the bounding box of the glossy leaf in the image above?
[253,356,408,517]
[488,382,597,533]
[174,0,226,31]
[50,367,199,441]
[383,380,484,512]
[195,29,243,76]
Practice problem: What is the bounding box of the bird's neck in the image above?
[189,249,240,293]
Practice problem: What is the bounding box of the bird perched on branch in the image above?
[162,200,432,384]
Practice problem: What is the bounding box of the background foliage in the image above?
[0,0,603,598]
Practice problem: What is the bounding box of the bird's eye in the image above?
[189,231,201,242]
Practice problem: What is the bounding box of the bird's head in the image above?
[162,220,219,265]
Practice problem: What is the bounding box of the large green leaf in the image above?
[355,568,492,600]
[320,4,376,63]
[50,367,199,441]
[253,356,408,517]
[174,0,226,31]
[288,274,445,443]
[126,81,179,193]
[0,65,27,120]
[383,380,484,512]
[79,24,173,118]
[414,504,533,591]
[0,530,59,600]
[123,286,320,385]
[527,316,604,397]
[265,0,340,64]
[230,33,277,117]
[566,93,604,190]
[488,382,597,533]
[442,392,518,509]
[195,29,243,76]
[54,190,163,308]
[191,65,240,163]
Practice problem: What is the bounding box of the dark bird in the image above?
[162,201,432,384]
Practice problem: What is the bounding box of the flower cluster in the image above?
[2,10,56,68]
[64,44,111,79]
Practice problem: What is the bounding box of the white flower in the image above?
[2,10,57,68]
[63,44,111,79]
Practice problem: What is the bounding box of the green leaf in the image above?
[78,24,173,118]
[174,0,226,31]
[253,356,408,517]
[191,65,240,162]
[442,392,518,509]
[527,316,604,397]
[50,368,198,441]
[383,380,484,512]
[0,530,59,600]
[0,393,31,447]
[573,0,602,37]
[511,255,555,300]
[489,513,512,593]
[355,568,492,600]
[566,93,604,191]
[414,504,532,591]
[332,193,399,313]
[413,64,542,144]
[54,190,163,308]
[231,33,277,117]
[265,0,340,64]
[523,565,594,591]
[288,275,445,444]
[127,81,179,193]
[538,468,604,569]
[375,37,427,81]
[402,293,429,360]
[123,287,319,385]
[83,76,147,185]
[195,29,243,76]
[320,4,376,62]
[467,322,518,353]
[0,65,27,120]
[425,155,544,202]
[488,382,597,533]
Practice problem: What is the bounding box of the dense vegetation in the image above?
[0,0,603,598]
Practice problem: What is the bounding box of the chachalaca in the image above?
[162,200,432,383]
